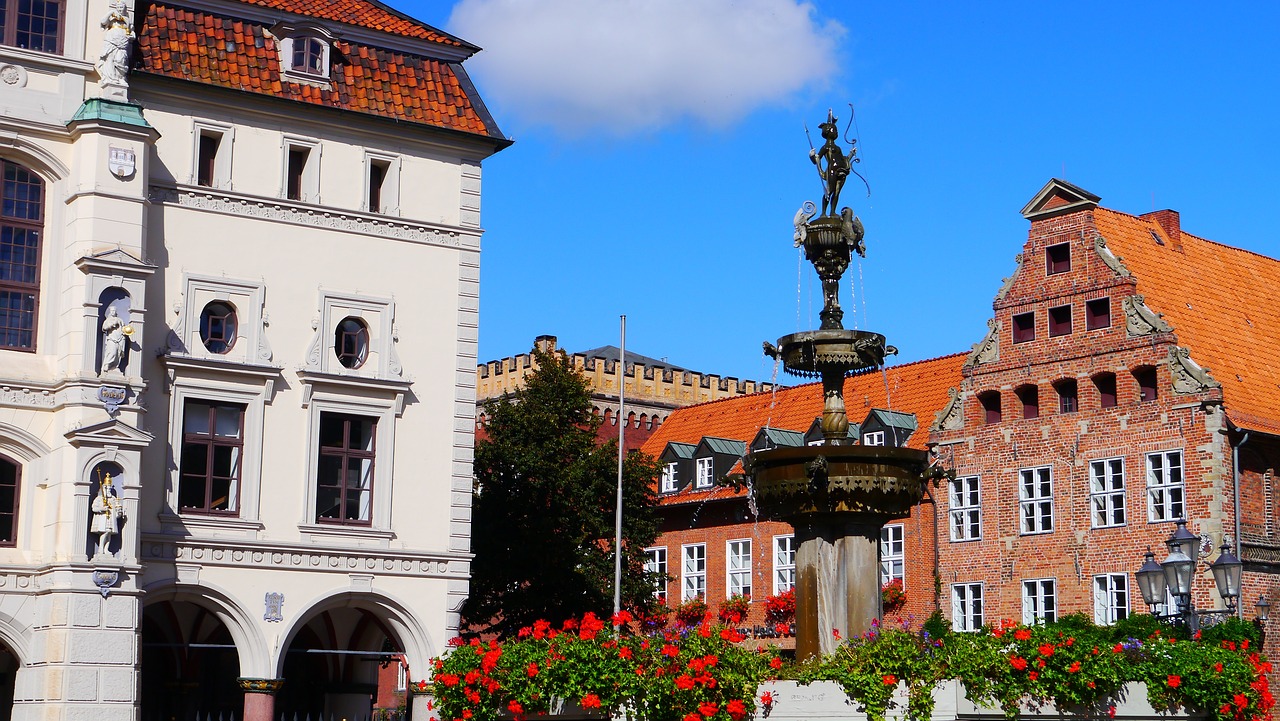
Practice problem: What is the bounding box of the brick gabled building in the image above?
[933,179,1280,635]
[638,354,965,632]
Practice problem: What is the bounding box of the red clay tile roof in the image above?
[1095,208,1280,435]
[136,3,503,138]
[241,0,466,45]
[642,353,966,505]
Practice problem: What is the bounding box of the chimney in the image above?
[534,335,557,353]
[1141,210,1181,252]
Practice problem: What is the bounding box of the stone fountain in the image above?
[754,110,935,661]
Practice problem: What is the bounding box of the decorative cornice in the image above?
[148,185,480,251]
[141,535,469,578]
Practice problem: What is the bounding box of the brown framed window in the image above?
[198,301,237,354]
[335,316,369,369]
[1086,297,1111,330]
[1012,312,1035,343]
[1046,243,1070,275]
[316,412,376,525]
[0,161,44,351]
[1016,384,1039,419]
[0,0,64,54]
[179,400,245,515]
[0,454,18,546]
[291,36,326,75]
[1094,372,1117,409]
[978,391,1001,424]
[1055,379,1078,413]
[1048,305,1072,337]
[1134,366,1158,402]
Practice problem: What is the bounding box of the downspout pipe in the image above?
[1233,429,1249,618]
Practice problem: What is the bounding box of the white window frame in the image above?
[1093,573,1130,625]
[191,120,234,189]
[299,393,398,542]
[1021,578,1057,625]
[363,151,401,215]
[773,535,795,594]
[694,457,714,488]
[281,135,322,204]
[726,539,751,598]
[862,430,886,446]
[395,658,407,691]
[949,475,981,541]
[880,524,904,586]
[1090,457,1126,528]
[280,34,332,82]
[660,462,679,493]
[951,583,983,632]
[1019,466,1054,535]
[1146,450,1184,522]
[645,547,668,602]
[682,543,706,601]
[167,274,271,365]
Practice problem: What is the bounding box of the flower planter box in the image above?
[755,680,1202,721]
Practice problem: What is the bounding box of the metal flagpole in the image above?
[613,315,626,620]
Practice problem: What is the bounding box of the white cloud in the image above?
[447,0,844,136]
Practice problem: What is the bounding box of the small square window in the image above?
[291,36,328,76]
[1135,367,1158,402]
[978,391,1001,424]
[1012,312,1035,343]
[1048,305,1072,337]
[1046,243,1071,275]
[1094,373,1117,409]
[1016,385,1039,419]
[1086,297,1111,330]
[862,430,886,446]
[1056,379,1078,414]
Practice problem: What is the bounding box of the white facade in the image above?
[0,0,506,718]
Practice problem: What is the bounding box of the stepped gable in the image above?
[641,353,966,505]
[1095,207,1280,434]
[135,1,506,139]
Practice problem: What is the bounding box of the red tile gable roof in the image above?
[641,353,966,504]
[1095,208,1280,435]
[242,0,465,45]
[136,3,504,138]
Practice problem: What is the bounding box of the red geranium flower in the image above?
[1038,644,1055,657]
[776,623,790,635]
[770,657,783,670]
[1028,671,1039,681]
[699,702,719,717]
[581,694,601,709]
[684,715,701,721]
[1112,643,1124,653]
[882,674,898,686]
[1235,694,1249,709]
[675,675,696,691]
[1014,629,1032,641]
[1168,675,1181,688]
[1011,657,1028,671]
[726,699,748,720]
[1068,661,1081,673]
[761,692,775,707]
[527,663,539,678]
[508,701,524,714]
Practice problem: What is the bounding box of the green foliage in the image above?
[921,610,949,640]
[1112,613,1186,642]
[461,347,661,636]
[428,613,779,721]
[1198,617,1262,646]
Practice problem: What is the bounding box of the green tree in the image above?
[461,346,661,636]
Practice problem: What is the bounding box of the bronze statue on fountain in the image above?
[753,110,939,661]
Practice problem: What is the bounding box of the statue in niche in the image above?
[91,475,125,559]
[100,306,133,374]
[97,0,133,99]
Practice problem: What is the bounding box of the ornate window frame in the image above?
[272,21,336,86]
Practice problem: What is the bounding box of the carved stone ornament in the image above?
[1093,234,1132,278]
[97,385,127,414]
[994,253,1025,302]
[264,592,284,622]
[964,318,999,369]
[932,387,963,432]
[92,569,119,597]
[238,678,285,694]
[1123,295,1173,337]
[1168,346,1221,395]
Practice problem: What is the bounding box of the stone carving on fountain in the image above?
[752,110,939,661]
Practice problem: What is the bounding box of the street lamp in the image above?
[1255,595,1270,623]
[1136,519,1245,629]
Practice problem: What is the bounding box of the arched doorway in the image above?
[277,606,407,719]
[140,599,241,720]
[0,643,17,721]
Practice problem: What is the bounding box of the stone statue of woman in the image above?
[97,0,133,99]
[91,477,124,559]
[100,306,128,374]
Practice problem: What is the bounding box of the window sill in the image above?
[157,512,264,540]
[299,523,395,549]
[0,45,93,73]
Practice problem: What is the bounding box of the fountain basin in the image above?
[772,329,887,379]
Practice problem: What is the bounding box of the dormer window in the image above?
[694,457,713,489]
[862,430,886,446]
[660,462,678,493]
[292,36,327,75]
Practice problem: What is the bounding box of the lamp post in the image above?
[1135,520,1245,631]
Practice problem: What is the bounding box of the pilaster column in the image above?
[238,678,283,721]
[409,686,435,721]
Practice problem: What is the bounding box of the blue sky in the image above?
[404,1,1280,384]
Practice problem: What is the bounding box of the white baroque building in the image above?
[0,0,508,718]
